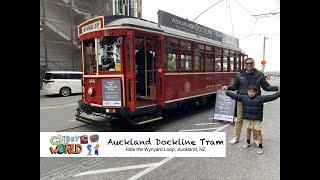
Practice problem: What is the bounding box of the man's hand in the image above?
[221,86,228,90]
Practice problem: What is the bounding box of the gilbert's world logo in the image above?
[49,134,82,154]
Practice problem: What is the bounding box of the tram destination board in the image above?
[213,90,236,122]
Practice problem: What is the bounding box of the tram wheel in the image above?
[60,87,71,97]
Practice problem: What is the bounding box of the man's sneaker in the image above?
[229,138,239,145]
[243,143,250,149]
[257,147,264,154]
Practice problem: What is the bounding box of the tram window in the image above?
[195,44,205,51]
[205,45,213,52]
[205,54,214,72]
[135,36,144,49]
[223,56,228,72]
[235,52,239,71]
[181,52,192,71]
[98,36,122,72]
[166,49,178,72]
[194,53,204,71]
[230,57,234,71]
[166,38,179,47]
[215,47,222,55]
[237,56,241,71]
[181,40,192,50]
[83,39,96,74]
[223,49,229,56]
[230,51,236,72]
[234,56,238,71]
[214,55,222,72]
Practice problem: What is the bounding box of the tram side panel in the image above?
[83,78,102,106]
[178,74,194,99]
[163,75,178,101]
[163,73,237,104]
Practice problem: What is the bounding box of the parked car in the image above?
[42,71,82,97]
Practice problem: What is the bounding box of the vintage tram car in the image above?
[76,13,247,125]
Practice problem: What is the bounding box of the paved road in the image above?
[40,80,280,180]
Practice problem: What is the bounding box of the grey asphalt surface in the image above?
[40,80,280,180]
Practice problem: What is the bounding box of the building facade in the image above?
[40,0,142,88]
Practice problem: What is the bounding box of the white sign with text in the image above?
[40,132,226,157]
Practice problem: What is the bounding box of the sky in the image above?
[142,0,280,71]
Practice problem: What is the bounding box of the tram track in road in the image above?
[56,114,112,132]
[56,124,91,132]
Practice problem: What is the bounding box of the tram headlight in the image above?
[87,87,94,96]
[106,108,116,113]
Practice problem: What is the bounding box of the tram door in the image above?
[134,35,159,101]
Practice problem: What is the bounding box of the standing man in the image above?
[222,58,279,145]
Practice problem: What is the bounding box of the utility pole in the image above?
[261,36,268,73]
[41,0,48,72]
[263,36,267,60]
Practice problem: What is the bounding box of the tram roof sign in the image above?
[158,10,239,48]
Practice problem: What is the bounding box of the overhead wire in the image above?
[226,0,235,35]
[193,0,224,21]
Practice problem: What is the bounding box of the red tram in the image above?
[75,14,248,125]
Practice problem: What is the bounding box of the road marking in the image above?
[127,157,174,180]
[67,119,76,123]
[74,162,159,177]
[215,124,230,132]
[179,127,219,132]
[195,122,220,126]
[208,118,213,120]
[40,95,81,101]
[40,103,77,110]
[73,124,230,179]
[127,124,230,180]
